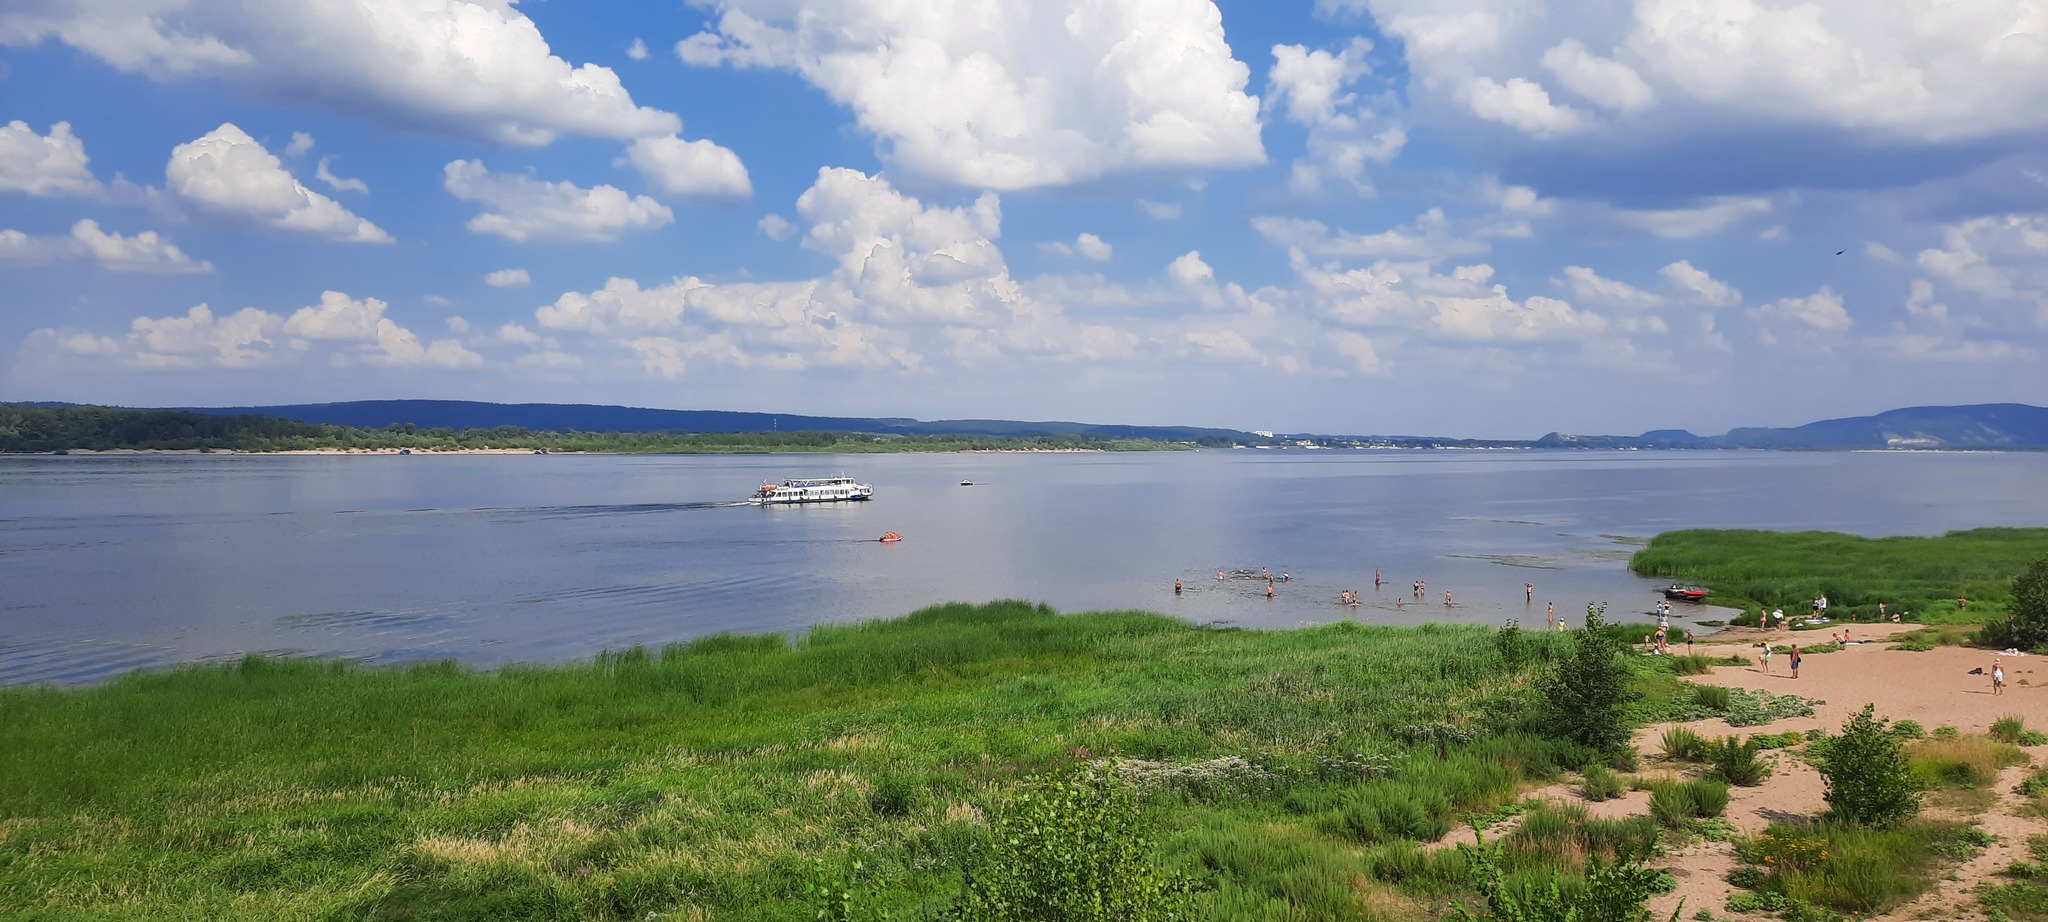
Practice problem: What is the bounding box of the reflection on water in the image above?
[2,449,2045,685]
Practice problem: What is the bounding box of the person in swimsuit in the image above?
[1992,658,2005,696]
[1789,644,1801,679]
[1174,579,1182,595]
[1525,582,1534,602]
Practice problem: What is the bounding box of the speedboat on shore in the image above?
[1662,585,1709,601]
[749,475,873,504]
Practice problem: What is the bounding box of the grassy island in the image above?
[1629,527,2048,630]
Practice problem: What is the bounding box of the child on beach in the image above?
[1993,658,2005,696]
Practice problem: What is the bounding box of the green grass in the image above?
[1629,527,2048,625]
[0,600,1649,922]
[1735,820,1978,915]
[1908,734,2031,789]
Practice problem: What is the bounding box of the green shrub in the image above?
[1891,720,1925,740]
[1692,685,1732,712]
[1541,608,1641,754]
[1980,555,2048,652]
[1583,764,1626,802]
[1992,716,2029,745]
[1934,725,1958,739]
[1820,705,1921,829]
[1690,780,1731,819]
[1708,736,1772,787]
[1452,836,1677,922]
[1650,780,1731,827]
[955,769,1191,921]
[1649,783,1697,828]
[1662,727,1707,762]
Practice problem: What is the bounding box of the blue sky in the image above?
[4,0,2046,437]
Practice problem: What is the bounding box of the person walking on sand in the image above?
[1993,658,2005,696]
[1758,642,1772,673]
[1789,644,1802,680]
[1685,628,1695,655]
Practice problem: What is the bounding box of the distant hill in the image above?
[181,399,1250,443]
[1528,403,2048,451]
[1706,403,2048,449]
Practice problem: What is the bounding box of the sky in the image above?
[3,0,2046,438]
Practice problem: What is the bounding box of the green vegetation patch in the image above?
[0,601,1667,921]
[1628,527,2048,625]
[0,404,1197,453]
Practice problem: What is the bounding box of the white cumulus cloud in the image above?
[1,0,681,146]
[443,160,672,243]
[1043,232,1113,261]
[1659,260,1742,306]
[1612,196,1771,239]
[483,268,530,288]
[1559,265,1662,308]
[166,124,392,243]
[0,120,103,197]
[0,219,211,273]
[676,0,1265,190]
[621,135,751,199]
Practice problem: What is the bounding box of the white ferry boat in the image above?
[749,475,873,504]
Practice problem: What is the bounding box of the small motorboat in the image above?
[878,532,903,543]
[959,480,974,486]
[1662,585,1709,601]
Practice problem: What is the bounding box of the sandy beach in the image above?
[1449,622,2047,920]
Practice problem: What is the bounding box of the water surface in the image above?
[3,449,2044,685]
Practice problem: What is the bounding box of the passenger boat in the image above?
[878,532,902,543]
[1662,585,1709,601]
[749,475,873,504]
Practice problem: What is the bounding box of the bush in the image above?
[1708,736,1772,787]
[1452,836,1677,922]
[955,769,1191,921]
[1819,705,1922,829]
[1692,685,1733,712]
[1583,764,1626,802]
[1980,555,2048,652]
[1650,780,1730,827]
[1934,725,1958,739]
[1662,727,1707,762]
[1891,720,1925,740]
[1986,716,2044,748]
[1541,608,1641,754]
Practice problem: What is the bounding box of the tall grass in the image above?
[1907,735,2030,789]
[1738,820,1975,915]
[0,600,1606,922]
[1628,527,2048,620]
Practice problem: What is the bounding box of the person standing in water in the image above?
[1174,579,1182,596]
[1546,601,1555,630]
[1374,569,1382,589]
[1444,590,1453,606]
[1525,582,1534,603]
[1266,583,1275,600]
